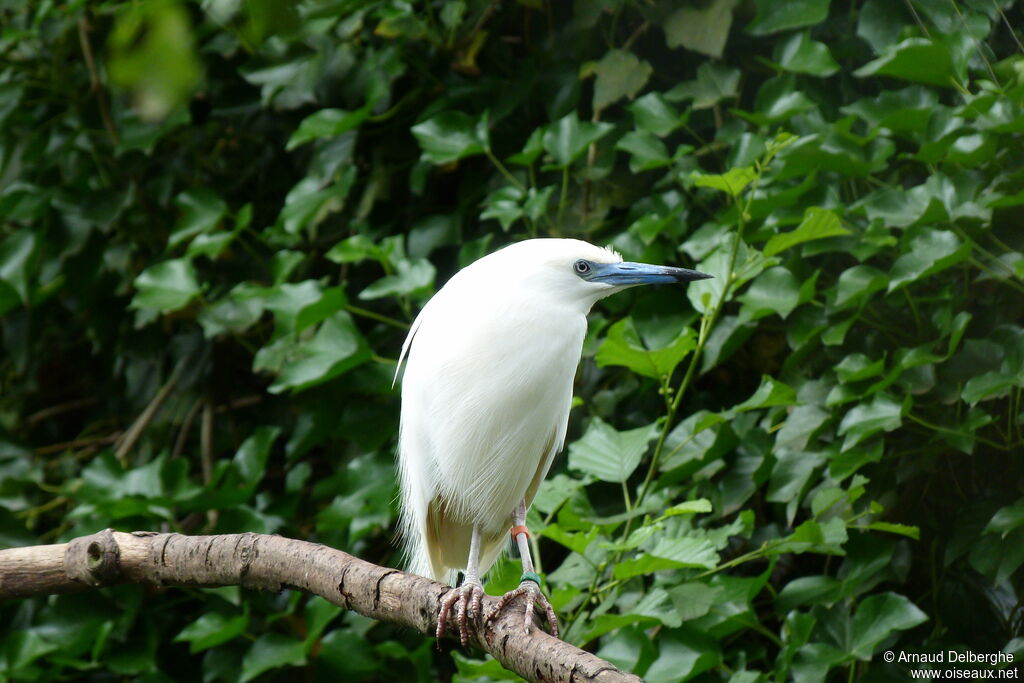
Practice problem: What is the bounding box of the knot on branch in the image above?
[64,528,120,587]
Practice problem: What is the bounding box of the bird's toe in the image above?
[437,582,485,647]
[491,580,559,638]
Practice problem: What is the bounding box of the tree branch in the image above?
[0,530,641,683]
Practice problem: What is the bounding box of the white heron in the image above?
[395,238,711,644]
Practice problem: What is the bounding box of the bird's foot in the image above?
[491,572,559,638]
[436,580,485,646]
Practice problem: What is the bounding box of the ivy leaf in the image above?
[263,281,346,334]
[838,393,906,451]
[287,107,369,150]
[596,317,696,379]
[731,375,797,413]
[663,0,737,58]
[592,49,653,112]
[765,207,848,257]
[737,267,801,321]
[168,188,228,249]
[359,259,435,300]
[888,229,971,292]
[255,312,371,394]
[630,93,684,137]
[481,186,525,231]
[411,111,489,165]
[849,593,928,659]
[691,167,757,197]
[131,258,201,312]
[568,418,658,483]
[854,37,958,88]
[746,0,830,35]
[0,229,37,305]
[616,130,670,172]
[174,612,248,653]
[239,634,306,683]
[542,112,613,168]
[775,32,839,77]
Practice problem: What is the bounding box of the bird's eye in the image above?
[574,260,591,275]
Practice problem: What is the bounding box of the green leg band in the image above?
[520,571,542,586]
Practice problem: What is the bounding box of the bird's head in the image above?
[474,238,712,310]
[456,235,712,309]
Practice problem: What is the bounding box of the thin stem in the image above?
[557,166,570,227]
[345,304,411,329]
[907,412,1015,451]
[484,149,526,193]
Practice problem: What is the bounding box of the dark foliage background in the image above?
[1,0,1023,680]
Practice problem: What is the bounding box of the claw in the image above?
[491,580,559,638]
[436,581,485,646]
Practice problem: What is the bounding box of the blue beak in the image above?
[589,261,713,286]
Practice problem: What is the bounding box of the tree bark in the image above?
[0,530,642,683]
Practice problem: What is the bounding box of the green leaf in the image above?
[663,0,737,58]
[856,0,909,53]
[481,186,525,231]
[661,499,713,518]
[255,311,371,394]
[837,393,905,451]
[233,426,279,489]
[325,234,380,264]
[835,353,885,383]
[287,107,369,150]
[198,283,266,338]
[776,576,843,612]
[854,37,958,88]
[769,518,847,555]
[411,111,489,165]
[592,49,652,112]
[669,582,722,621]
[568,417,658,483]
[775,32,839,76]
[0,229,37,305]
[764,207,849,257]
[174,612,248,653]
[644,629,721,683]
[667,62,740,109]
[746,0,830,35]
[168,188,228,249]
[961,370,1015,405]
[732,375,797,413]
[539,524,600,555]
[131,258,201,312]
[359,258,435,300]
[691,167,757,197]
[595,317,697,379]
[864,522,920,540]
[841,86,938,133]
[278,173,354,235]
[630,93,683,137]
[264,281,346,334]
[186,231,236,259]
[616,130,670,172]
[737,267,801,321]
[984,504,1024,538]
[542,112,613,168]
[614,537,720,578]
[849,593,928,659]
[239,633,306,683]
[832,265,889,310]
[888,229,971,292]
[108,1,202,120]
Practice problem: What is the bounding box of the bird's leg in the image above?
[436,523,485,646]
[492,500,559,637]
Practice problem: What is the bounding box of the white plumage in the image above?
[394,238,710,640]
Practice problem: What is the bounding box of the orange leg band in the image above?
[510,524,529,540]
